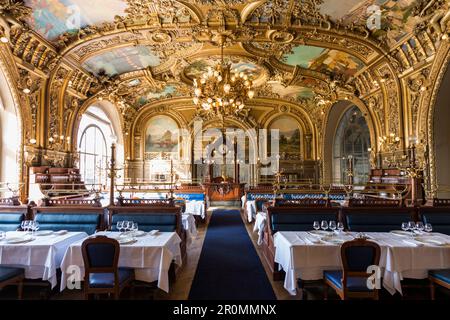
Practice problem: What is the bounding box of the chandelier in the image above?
[192,42,255,117]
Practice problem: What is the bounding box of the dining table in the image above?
[0,231,88,288]
[273,230,450,296]
[60,231,182,293]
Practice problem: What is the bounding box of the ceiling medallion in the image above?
[148,31,172,44]
[192,35,255,118]
[267,30,295,44]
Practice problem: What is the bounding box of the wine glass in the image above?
[132,222,138,234]
[401,222,409,232]
[415,222,424,233]
[321,220,329,231]
[337,222,344,233]
[31,221,39,235]
[425,223,433,233]
[313,221,320,231]
[408,221,416,235]
[116,221,124,233]
[125,221,132,233]
[329,221,337,233]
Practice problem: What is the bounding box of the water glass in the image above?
[425,223,433,233]
[415,222,424,233]
[321,220,329,231]
[117,221,124,233]
[132,222,138,232]
[408,221,416,233]
[337,222,344,233]
[313,221,320,231]
[401,222,408,232]
[329,221,337,232]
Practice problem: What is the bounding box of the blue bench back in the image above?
[175,193,204,201]
[420,209,450,235]
[111,213,177,232]
[0,212,24,231]
[35,213,101,235]
[269,208,339,234]
[344,210,414,232]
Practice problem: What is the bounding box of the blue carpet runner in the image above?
[188,209,276,300]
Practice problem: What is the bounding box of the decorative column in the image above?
[109,142,116,207]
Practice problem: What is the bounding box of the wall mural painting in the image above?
[145,115,179,153]
[134,85,177,108]
[82,45,161,76]
[25,0,127,41]
[184,57,266,85]
[282,45,364,79]
[269,116,301,158]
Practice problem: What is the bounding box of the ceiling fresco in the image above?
[25,0,127,41]
[183,56,268,86]
[81,45,161,77]
[282,45,365,78]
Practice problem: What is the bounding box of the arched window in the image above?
[333,106,371,184]
[77,106,115,187]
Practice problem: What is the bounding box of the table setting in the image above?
[60,226,182,293]
[273,221,450,296]
[0,228,88,288]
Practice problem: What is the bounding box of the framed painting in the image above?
[145,115,179,153]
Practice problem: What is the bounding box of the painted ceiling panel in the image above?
[82,45,161,77]
[25,0,127,41]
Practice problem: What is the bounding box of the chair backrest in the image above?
[82,235,119,274]
[341,239,380,273]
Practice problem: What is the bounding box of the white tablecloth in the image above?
[274,231,450,296]
[0,231,88,288]
[253,212,267,245]
[241,195,246,208]
[185,200,205,219]
[246,200,256,222]
[60,231,182,293]
[182,214,198,246]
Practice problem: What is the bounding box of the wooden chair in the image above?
[324,238,381,300]
[81,236,134,300]
[0,266,25,299]
[429,269,450,300]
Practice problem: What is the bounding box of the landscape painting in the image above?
[25,0,127,41]
[184,57,266,84]
[145,115,179,153]
[82,45,160,76]
[268,82,315,100]
[282,45,364,78]
[269,116,301,155]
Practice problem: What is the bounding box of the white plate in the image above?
[132,230,146,237]
[6,236,34,244]
[35,230,53,236]
[118,237,137,245]
[321,236,346,244]
[390,230,411,236]
[54,230,68,235]
[309,230,330,236]
[149,230,159,236]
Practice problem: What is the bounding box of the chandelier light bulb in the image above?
[193,97,199,105]
[224,84,231,93]
[239,72,244,78]
[0,37,8,43]
[231,76,236,82]
[248,90,255,99]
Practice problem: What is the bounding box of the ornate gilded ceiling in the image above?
[2,0,449,178]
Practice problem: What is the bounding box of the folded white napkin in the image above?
[303,236,322,245]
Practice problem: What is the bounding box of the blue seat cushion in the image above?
[35,213,100,235]
[0,266,24,282]
[324,270,372,292]
[271,212,338,233]
[421,212,450,235]
[0,213,24,232]
[247,194,274,201]
[346,212,412,232]
[88,268,134,288]
[430,269,450,284]
[111,214,177,232]
[175,193,204,201]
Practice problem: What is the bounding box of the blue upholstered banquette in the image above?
[419,207,450,235]
[33,207,106,235]
[0,205,28,231]
[267,207,341,234]
[109,206,182,233]
[342,208,416,232]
